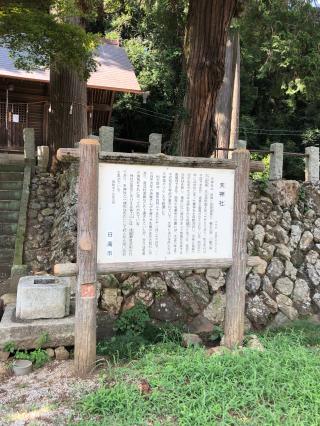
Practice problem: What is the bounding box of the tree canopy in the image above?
[0,1,98,76]
[1,0,320,170]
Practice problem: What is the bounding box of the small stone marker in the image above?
[37,146,49,172]
[23,128,35,161]
[99,126,114,152]
[16,276,70,320]
[305,146,319,183]
[269,143,283,181]
[148,133,162,154]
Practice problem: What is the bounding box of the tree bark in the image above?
[48,66,87,153]
[48,10,88,155]
[179,0,238,157]
[215,31,238,159]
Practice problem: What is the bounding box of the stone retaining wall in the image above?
[23,165,320,332]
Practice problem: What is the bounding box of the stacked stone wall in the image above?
[23,172,57,272]
[23,165,320,332]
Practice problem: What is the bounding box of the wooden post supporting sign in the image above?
[74,139,99,376]
[224,141,250,348]
[55,144,262,370]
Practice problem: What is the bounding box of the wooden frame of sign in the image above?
[56,141,261,376]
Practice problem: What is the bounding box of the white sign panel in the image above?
[12,114,19,123]
[97,164,234,264]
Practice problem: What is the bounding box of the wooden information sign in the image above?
[98,163,235,266]
[56,140,261,376]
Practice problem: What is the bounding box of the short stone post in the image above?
[23,128,35,162]
[148,133,162,154]
[37,146,49,172]
[305,146,319,183]
[237,139,247,149]
[99,126,114,152]
[269,143,283,180]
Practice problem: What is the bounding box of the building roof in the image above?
[0,43,142,93]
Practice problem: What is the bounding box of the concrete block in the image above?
[16,275,70,320]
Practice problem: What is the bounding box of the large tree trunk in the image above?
[179,0,238,157]
[48,66,87,153]
[48,12,88,154]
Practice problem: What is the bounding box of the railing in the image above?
[214,142,319,183]
[89,126,162,155]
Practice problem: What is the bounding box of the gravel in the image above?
[0,360,100,425]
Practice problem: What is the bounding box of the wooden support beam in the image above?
[224,145,250,348]
[54,256,262,277]
[56,148,265,173]
[74,138,99,377]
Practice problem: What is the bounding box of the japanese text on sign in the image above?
[97,164,234,263]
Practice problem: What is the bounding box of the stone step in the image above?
[0,263,11,279]
[0,163,25,172]
[0,200,20,211]
[0,249,14,263]
[0,190,22,201]
[0,172,24,182]
[0,181,23,191]
[0,235,15,249]
[0,211,19,223]
[0,223,17,234]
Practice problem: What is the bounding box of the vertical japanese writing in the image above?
[167,172,173,255]
[208,176,215,251]
[173,172,179,254]
[142,171,147,255]
[185,173,191,254]
[197,174,203,253]
[179,172,185,255]
[148,172,154,255]
[122,170,127,256]
[98,164,234,263]
[155,174,160,250]
[136,171,141,226]
[191,173,197,254]
[128,173,134,256]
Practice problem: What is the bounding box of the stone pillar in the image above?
[99,126,114,152]
[237,139,247,149]
[23,128,35,161]
[148,133,162,154]
[37,146,49,172]
[305,146,319,183]
[269,143,283,180]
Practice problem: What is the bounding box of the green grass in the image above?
[78,322,320,425]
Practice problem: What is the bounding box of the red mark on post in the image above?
[81,283,95,298]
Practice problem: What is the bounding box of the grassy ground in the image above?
[77,322,320,426]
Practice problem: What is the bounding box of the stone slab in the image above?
[0,304,75,350]
[0,304,116,350]
[16,275,70,320]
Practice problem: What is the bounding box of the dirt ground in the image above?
[0,360,101,426]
